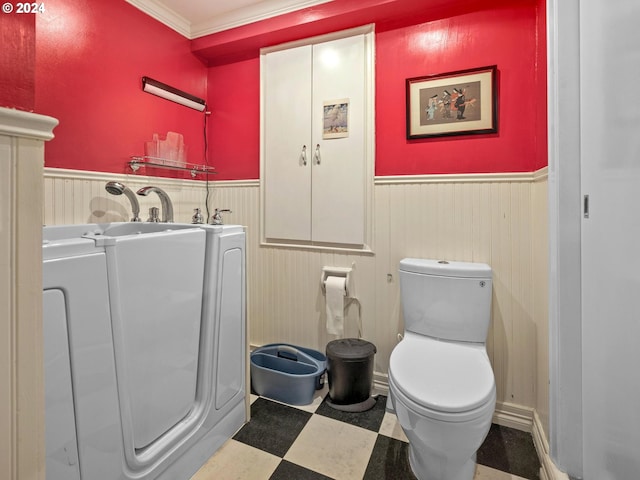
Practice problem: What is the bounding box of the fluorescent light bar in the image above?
[142,76,206,112]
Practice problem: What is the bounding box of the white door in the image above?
[580,0,640,477]
[263,45,313,241]
[311,34,366,245]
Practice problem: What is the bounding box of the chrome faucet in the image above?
[210,208,232,225]
[105,181,141,222]
[136,186,174,223]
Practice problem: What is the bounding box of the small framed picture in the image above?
[323,99,349,139]
[406,65,497,139]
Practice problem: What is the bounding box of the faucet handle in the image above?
[148,207,160,222]
[210,208,232,225]
[192,208,205,224]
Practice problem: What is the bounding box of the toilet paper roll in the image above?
[325,276,346,337]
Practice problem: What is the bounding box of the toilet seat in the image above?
[389,332,495,416]
[389,372,495,424]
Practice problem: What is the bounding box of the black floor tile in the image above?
[315,394,387,432]
[233,398,312,457]
[270,460,334,480]
[477,424,540,480]
[363,434,417,480]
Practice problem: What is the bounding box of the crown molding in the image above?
[125,0,191,38]
[191,0,333,38]
[127,0,332,39]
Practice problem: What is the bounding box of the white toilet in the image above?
[389,258,496,480]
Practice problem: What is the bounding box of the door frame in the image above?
[546,0,583,477]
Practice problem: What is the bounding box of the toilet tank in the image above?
[399,258,493,343]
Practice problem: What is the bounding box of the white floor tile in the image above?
[289,384,329,414]
[378,411,409,443]
[284,415,377,480]
[190,439,280,480]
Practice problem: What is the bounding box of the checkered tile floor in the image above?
[191,388,540,480]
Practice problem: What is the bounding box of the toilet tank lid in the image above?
[399,258,492,278]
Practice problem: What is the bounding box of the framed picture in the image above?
[323,99,349,139]
[406,65,497,139]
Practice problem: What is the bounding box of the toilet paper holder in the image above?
[321,266,353,297]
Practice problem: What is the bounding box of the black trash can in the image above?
[326,338,377,412]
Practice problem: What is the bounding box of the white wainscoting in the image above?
[2,108,58,480]
[43,167,549,436]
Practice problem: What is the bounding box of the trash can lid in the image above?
[326,338,377,360]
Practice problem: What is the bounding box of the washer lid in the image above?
[389,334,495,413]
[399,258,492,279]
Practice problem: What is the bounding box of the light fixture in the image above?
[141,76,206,111]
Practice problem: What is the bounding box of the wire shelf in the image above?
[129,156,216,178]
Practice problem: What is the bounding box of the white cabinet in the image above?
[261,27,374,249]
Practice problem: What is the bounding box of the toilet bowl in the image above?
[389,332,496,480]
[389,258,496,480]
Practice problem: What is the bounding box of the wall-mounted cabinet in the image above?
[260,26,374,251]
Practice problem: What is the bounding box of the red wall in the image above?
[22,0,545,179]
[376,4,547,175]
[0,14,35,111]
[35,0,208,176]
[206,0,547,180]
[207,59,260,180]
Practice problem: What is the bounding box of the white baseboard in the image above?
[532,411,570,480]
[373,371,389,396]
[493,401,534,432]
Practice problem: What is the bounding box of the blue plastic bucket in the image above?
[250,344,326,405]
[259,343,327,389]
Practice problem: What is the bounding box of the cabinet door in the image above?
[263,45,313,241]
[311,35,366,245]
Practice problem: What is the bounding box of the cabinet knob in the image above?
[300,145,307,166]
[314,144,321,165]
